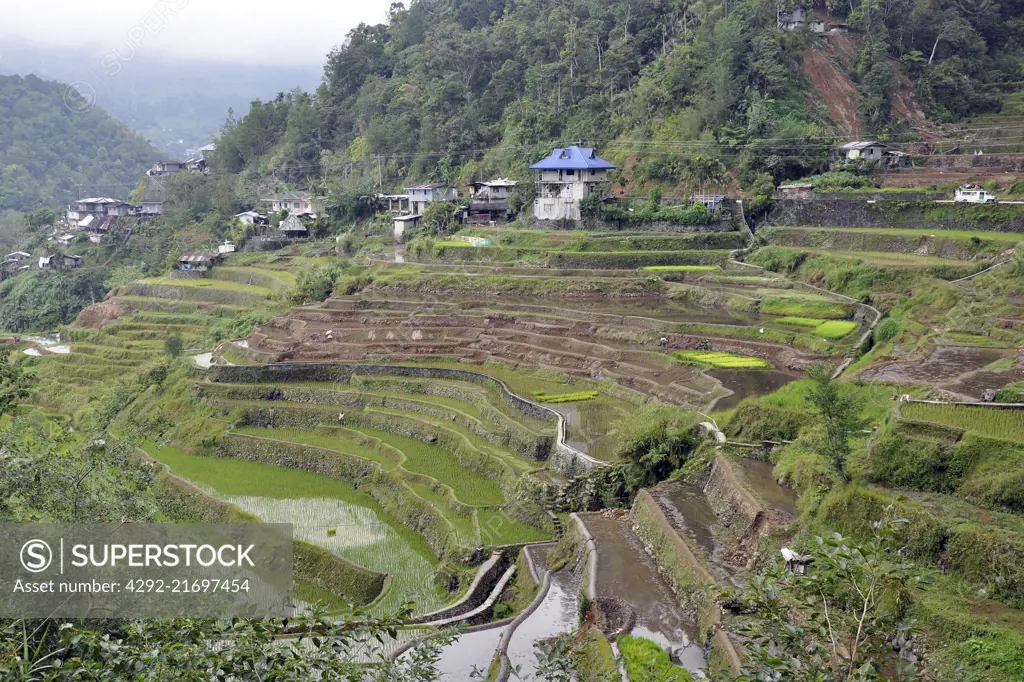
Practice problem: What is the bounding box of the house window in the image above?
[294,202,300,209]
[591,169,596,176]
[566,169,575,176]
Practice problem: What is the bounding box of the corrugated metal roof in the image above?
[530,146,616,171]
[840,141,886,150]
[404,183,448,190]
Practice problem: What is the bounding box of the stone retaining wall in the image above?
[767,198,1024,232]
[629,490,743,676]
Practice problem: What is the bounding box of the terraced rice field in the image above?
[901,403,1024,442]
[145,444,448,615]
[674,351,771,369]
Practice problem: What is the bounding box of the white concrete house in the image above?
[404,183,456,215]
[839,141,889,162]
[530,146,616,221]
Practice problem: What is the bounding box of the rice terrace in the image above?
[8,8,1024,674]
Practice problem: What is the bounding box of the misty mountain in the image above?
[0,73,160,211]
[0,40,321,157]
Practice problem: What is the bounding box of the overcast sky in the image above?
[0,0,396,66]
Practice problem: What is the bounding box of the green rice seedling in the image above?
[618,635,693,682]
[233,426,401,470]
[477,508,552,545]
[532,390,600,404]
[902,403,1024,442]
[674,351,771,369]
[144,444,446,615]
[776,316,826,327]
[640,265,720,273]
[761,296,850,319]
[812,320,859,340]
[351,427,506,506]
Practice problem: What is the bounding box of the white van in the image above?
[954,186,998,203]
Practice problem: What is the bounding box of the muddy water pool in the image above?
[583,513,706,674]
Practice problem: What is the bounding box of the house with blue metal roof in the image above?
[529,146,615,221]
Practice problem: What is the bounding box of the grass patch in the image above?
[618,634,693,682]
[901,403,1024,442]
[531,390,599,404]
[674,350,771,369]
[812,320,859,340]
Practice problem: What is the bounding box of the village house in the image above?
[141,176,168,215]
[87,216,116,244]
[234,211,268,227]
[184,157,207,173]
[5,252,31,264]
[530,146,616,221]
[839,140,889,162]
[56,233,76,248]
[404,183,456,215]
[199,142,217,158]
[778,183,816,200]
[379,194,411,213]
[146,160,186,176]
[778,6,825,31]
[466,178,518,224]
[266,192,316,215]
[177,252,222,273]
[65,198,137,227]
[218,240,237,254]
[38,254,82,269]
[690,194,727,210]
[393,214,421,243]
[278,214,310,239]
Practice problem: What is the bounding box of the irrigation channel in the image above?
[412,454,797,679]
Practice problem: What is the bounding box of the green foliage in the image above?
[873,317,902,343]
[0,74,159,211]
[724,401,812,442]
[730,515,933,682]
[163,332,184,358]
[617,404,700,490]
[422,202,462,235]
[0,347,34,418]
[288,263,347,304]
[805,363,867,480]
[618,634,693,682]
[0,269,107,332]
[797,171,875,192]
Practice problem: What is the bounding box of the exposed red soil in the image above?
[802,33,861,138]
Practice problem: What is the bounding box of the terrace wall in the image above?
[767,198,1024,232]
[534,219,732,232]
[629,490,743,676]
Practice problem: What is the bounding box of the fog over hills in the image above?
[0,39,321,156]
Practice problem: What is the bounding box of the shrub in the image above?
[874,317,902,343]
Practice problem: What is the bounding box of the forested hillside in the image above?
[214,0,1022,204]
[0,74,160,211]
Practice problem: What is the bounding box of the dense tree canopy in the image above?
[213,0,1020,193]
[0,75,160,212]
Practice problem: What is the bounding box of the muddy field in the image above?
[234,294,831,409]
